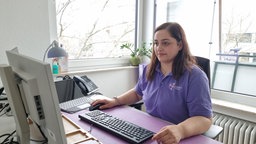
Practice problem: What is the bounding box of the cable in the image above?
[0,103,12,117]
[9,136,19,144]
[0,103,9,113]
[1,130,16,144]
[0,103,4,109]
[0,87,4,95]
[0,87,7,101]
[0,134,11,139]
[0,111,7,117]
[34,122,48,144]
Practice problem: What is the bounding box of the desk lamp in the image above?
[43,40,67,74]
[43,40,67,62]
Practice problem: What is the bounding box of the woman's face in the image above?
[153,29,182,64]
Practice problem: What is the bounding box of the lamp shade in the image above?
[43,40,67,62]
[47,46,67,58]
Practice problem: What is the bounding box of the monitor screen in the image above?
[0,48,67,143]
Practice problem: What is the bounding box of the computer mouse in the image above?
[89,103,104,111]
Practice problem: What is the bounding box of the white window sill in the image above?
[211,90,256,123]
[55,66,138,77]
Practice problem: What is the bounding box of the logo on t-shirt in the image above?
[169,82,182,91]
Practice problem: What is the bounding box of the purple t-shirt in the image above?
[135,64,212,124]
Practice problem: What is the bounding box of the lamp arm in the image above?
[43,44,52,62]
[43,40,59,62]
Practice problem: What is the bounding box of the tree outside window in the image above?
[55,0,136,59]
[221,0,256,62]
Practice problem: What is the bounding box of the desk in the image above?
[63,105,222,144]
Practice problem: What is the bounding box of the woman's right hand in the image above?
[90,88,139,110]
[90,98,119,110]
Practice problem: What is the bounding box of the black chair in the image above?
[129,101,144,110]
[195,56,223,139]
[195,56,211,87]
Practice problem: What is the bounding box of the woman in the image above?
[91,22,212,144]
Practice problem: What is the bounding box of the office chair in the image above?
[195,56,223,139]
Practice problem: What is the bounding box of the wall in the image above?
[137,0,155,47]
[0,0,57,86]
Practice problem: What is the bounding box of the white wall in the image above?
[0,0,57,63]
[0,0,57,86]
[86,68,138,97]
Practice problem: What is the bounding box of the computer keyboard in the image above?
[78,110,155,144]
[59,96,93,113]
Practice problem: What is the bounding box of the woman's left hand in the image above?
[152,125,183,144]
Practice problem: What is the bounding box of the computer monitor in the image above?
[0,48,67,143]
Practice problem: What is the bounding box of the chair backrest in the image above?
[195,56,224,139]
[195,56,210,87]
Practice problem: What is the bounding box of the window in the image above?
[221,0,256,55]
[155,0,217,58]
[55,0,136,59]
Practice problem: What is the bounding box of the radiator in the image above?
[213,112,256,144]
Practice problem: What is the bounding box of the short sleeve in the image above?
[186,67,212,118]
[134,65,148,97]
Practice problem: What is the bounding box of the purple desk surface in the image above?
[62,106,222,144]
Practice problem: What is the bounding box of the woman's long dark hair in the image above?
[146,22,196,81]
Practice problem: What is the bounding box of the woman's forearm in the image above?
[116,88,142,105]
[177,116,212,139]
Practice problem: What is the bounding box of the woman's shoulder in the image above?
[138,64,149,79]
